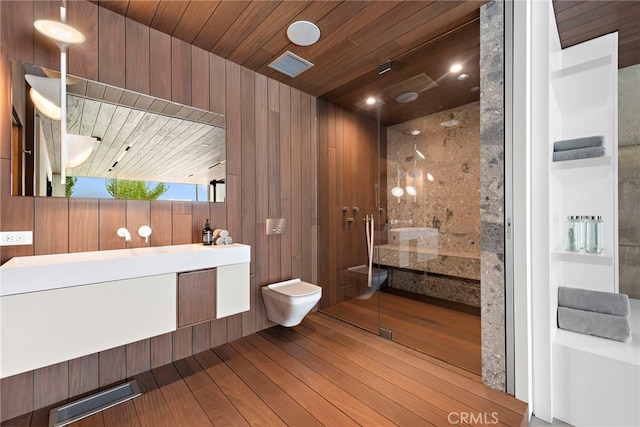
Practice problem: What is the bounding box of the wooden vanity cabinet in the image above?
[177,268,216,328]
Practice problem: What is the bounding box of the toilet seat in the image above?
[268,279,321,297]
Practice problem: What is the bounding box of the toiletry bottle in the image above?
[202,219,213,245]
[565,216,578,252]
[584,216,599,254]
[596,215,604,254]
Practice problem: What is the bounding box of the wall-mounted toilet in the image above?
[262,278,322,327]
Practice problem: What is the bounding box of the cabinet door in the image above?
[216,263,250,318]
[177,268,216,328]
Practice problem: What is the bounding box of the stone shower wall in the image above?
[619,64,640,299]
[479,0,506,391]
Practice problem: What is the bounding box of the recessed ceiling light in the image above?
[395,91,419,103]
[449,63,463,73]
[440,119,460,127]
[457,73,469,81]
[470,86,480,92]
[366,96,377,105]
[287,21,321,46]
[410,129,421,136]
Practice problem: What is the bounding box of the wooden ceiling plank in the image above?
[226,1,312,65]
[556,1,637,33]
[211,1,282,59]
[125,1,160,27]
[552,0,584,15]
[560,5,640,47]
[192,1,251,52]
[149,0,190,36]
[172,1,220,44]
[554,1,612,23]
[97,0,129,16]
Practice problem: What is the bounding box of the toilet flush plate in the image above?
[266,218,287,235]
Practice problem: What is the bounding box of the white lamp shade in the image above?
[29,88,61,120]
[25,74,61,120]
[66,134,97,168]
[34,19,85,48]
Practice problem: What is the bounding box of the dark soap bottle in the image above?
[202,219,213,245]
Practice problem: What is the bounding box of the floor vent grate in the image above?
[49,380,141,427]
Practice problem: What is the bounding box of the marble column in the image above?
[479,0,506,391]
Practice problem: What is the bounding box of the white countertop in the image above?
[0,243,250,297]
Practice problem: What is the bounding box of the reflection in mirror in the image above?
[11,62,226,202]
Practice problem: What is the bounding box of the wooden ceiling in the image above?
[88,0,639,126]
[553,1,640,70]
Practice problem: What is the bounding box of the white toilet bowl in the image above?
[262,278,322,327]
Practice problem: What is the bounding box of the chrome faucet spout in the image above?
[117,227,131,242]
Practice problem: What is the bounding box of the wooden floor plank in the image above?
[288,323,474,426]
[0,413,31,427]
[244,332,399,427]
[229,338,359,426]
[151,364,213,427]
[258,328,428,426]
[101,401,140,427]
[309,313,527,415]
[131,371,178,427]
[212,344,323,427]
[173,357,249,427]
[193,350,286,427]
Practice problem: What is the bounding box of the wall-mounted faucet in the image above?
[117,227,131,242]
[138,225,152,243]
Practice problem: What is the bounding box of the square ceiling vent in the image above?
[269,51,314,78]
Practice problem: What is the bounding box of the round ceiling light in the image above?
[366,96,377,105]
[440,119,460,128]
[391,186,404,198]
[287,21,321,46]
[34,19,85,47]
[457,73,469,81]
[395,91,419,103]
[449,63,463,73]
[410,129,421,136]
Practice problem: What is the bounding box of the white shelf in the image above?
[551,248,612,266]
[551,155,611,171]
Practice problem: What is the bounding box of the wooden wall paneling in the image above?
[68,354,99,398]
[149,28,171,101]
[1,56,12,162]
[4,1,35,66]
[209,202,227,231]
[171,201,192,245]
[149,200,172,247]
[172,327,193,362]
[67,0,98,81]
[316,101,329,306]
[98,199,126,250]
[226,314,242,342]
[150,333,172,369]
[300,93,313,286]
[309,94,318,287]
[34,197,68,255]
[254,72,269,294]
[191,202,210,244]
[209,54,226,116]
[240,67,256,271]
[126,200,150,248]
[327,110,338,307]
[191,46,210,111]
[33,0,60,70]
[99,346,126,387]
[267,79,280,284]
[192,322,211,354]
[279,84,292,280]
[0,194,34,263]
[225,61,241,176]
[225,175,241,243]
[0,371,33,422]
[290,89,302,280]
[98,6,125,88]
[33,362,69,412]
[125,18,150,95]
[68,199,99,253]
[171,37,191,106]
[210,318,227,348]
[125,1,160,28]
[126,339,151,378]
[242,275,257,337]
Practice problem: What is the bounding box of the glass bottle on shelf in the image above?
[584,215,603,254]
[565,215,579,252]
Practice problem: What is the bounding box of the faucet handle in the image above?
[138,225,152,243]
[117,227,131,242]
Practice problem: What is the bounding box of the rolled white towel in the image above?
[219,229,229,238]
[224,236,233,245]
[215,237,225,245]
[213,229,223,238]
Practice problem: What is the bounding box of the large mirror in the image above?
[11,61,226,202]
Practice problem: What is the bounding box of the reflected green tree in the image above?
[65,176,77,197]
[106,179,169,200]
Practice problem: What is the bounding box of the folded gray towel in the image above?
[558,307,632,342]
[558,286,630,317]
[553,135,604,152]
[552,146,605,162]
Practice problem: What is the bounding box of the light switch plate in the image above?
[266,218,287,235]
[0,231,33,246]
